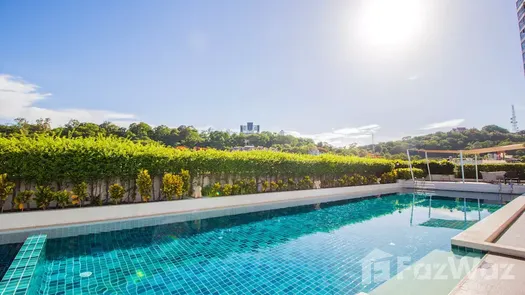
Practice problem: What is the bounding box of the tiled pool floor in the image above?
[22,194,500,294]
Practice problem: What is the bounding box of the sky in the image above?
[1,0,525,146]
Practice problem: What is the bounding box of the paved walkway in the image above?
[496,212,525,248]
[450,254,525,295]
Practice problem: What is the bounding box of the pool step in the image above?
[369,250,482,295]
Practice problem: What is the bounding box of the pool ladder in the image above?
[497,183,514,204]
[414,178,436,197]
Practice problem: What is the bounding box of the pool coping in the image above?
[451,195,525,259]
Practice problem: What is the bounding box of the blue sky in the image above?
[0,0,524,146]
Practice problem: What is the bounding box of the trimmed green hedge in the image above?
[396,160,455,175]
[455,164,525,179]
[395,168,425,180]
[0,135,395,184]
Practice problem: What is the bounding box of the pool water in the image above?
[14,194,502,294]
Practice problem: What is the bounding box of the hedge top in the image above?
[0,135,395,183]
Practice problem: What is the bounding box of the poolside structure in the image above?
[406,143,525,183]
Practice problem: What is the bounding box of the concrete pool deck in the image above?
[449,254,525,295]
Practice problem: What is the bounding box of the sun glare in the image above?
[356,0,423,50]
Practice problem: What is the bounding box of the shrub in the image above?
[337,175,349,187]
[201,185,213,197]
[243,178,257,194]
[34,186,53,209]
[277,180,287,191]
[380,171,397,184]
[71,182,88,206]
[0,135,395,184]
[179,169,191,196]
[136,169,152,202]
[261,180,269,192]
[232,183,241,195]
[222,184,233,196]
[287,178,297,191]
[0,173,15,212]
[395,168,425,180]
[161,173,184,200]
[109,183,125,204]
[54,189,70,208]
[456,163,525,179]
[270,181,279,191]
[298,176,313,190]
[349,174,366,186]
[397,160,455,175]
[14,190,33,211]
[367,175,378,185]
[211,182,222,197]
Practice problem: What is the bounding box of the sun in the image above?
[356,0,423,50]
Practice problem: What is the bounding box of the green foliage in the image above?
[109,183,125,204]
[0,173,15,205]
[136,169,152,202]
[161,173,184,200]
[397,160,455,175]
[270,181,279,192]
[298,176,313,190]
[14,190,33,211]
[395,168,425,180]
[240,178,257,194]
[201,185,213,197]
[380,171,397,184]
[211,182,222,197]
[222,184,233,196]
[71,182,88,206]
[277,179,287,191]
[287,178,297,191]
[457,164,525,179]
[365,125,524,155]
[179,169,191,196]
[34,186,53,209]
[0,135,394,184]
[349,174,366,186]
[261,180,269,193]
[54,189,70,208]
[367,175,379,184]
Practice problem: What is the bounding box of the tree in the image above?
[128,122,153,140]
[100,121,127,137]
[482,125,509,134]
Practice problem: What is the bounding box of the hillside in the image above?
[363,125,525,159]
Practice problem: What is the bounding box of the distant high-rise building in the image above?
[517,0,525,72]
[511,105,519,132]
[240,122,260,134]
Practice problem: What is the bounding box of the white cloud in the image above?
[283,124,380,147]
[420,119,465,130]
[408,74,419,80]
[0,74,137,127]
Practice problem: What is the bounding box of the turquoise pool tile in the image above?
[28,194,501,295]
[0,234,47,295]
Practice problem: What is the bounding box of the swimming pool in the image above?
[1,193,501,294]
